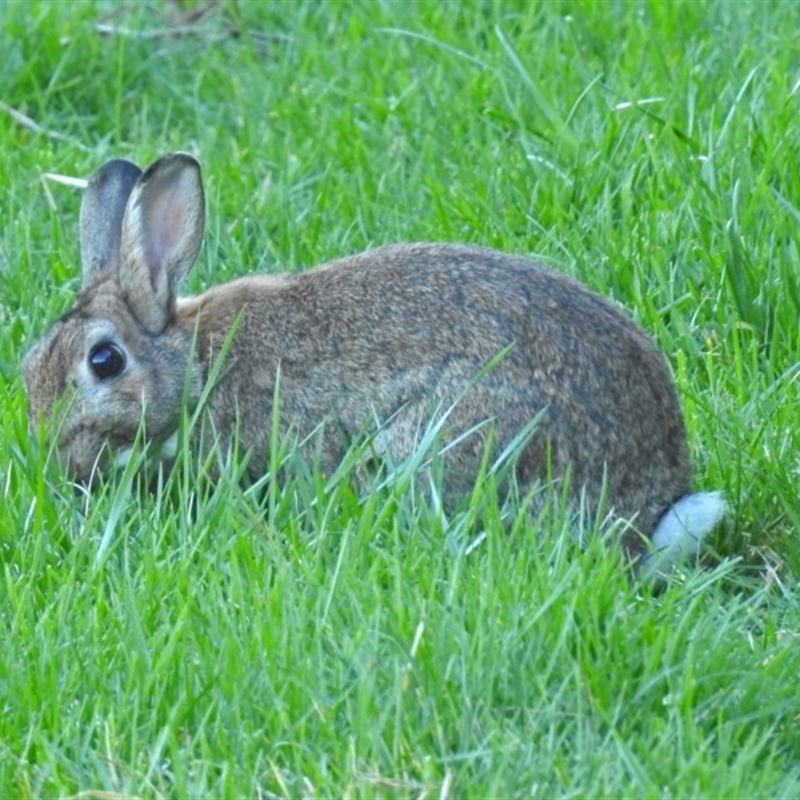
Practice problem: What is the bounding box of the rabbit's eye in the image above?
[89,342,126,379]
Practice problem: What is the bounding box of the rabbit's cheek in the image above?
[56,422,113,483]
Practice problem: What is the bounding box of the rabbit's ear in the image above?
[80,159,143,290]
[118,152,205,332]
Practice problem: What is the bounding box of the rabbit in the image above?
[22,152,725,577]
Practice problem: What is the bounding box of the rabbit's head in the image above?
[22,153,206,482]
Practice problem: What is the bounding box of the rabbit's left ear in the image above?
[80,158,143,289]
[118,152,205,333]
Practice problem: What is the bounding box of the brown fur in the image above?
[23,154,693,558]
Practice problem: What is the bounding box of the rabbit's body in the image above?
[22,153,725,574]
[177,244,690,545]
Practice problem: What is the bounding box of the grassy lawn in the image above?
[2,0,800,796]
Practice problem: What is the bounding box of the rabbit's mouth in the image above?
[64,431,179,495]
[114,431,179,471]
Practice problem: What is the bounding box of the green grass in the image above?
[2,0,800,796]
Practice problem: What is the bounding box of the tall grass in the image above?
[2,1,799,796]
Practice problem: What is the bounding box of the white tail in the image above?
[638,491,727,581]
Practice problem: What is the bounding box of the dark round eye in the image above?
[89,342,126,379]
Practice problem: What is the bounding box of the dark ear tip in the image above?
[140,152,202,183]
[88,159,143,191]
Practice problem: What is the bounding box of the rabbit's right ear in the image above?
[80,158,143,290]
[118,152,205,333]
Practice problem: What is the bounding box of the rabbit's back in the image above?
[181,243,690,548]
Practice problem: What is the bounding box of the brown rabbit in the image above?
[22,153,725,577]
